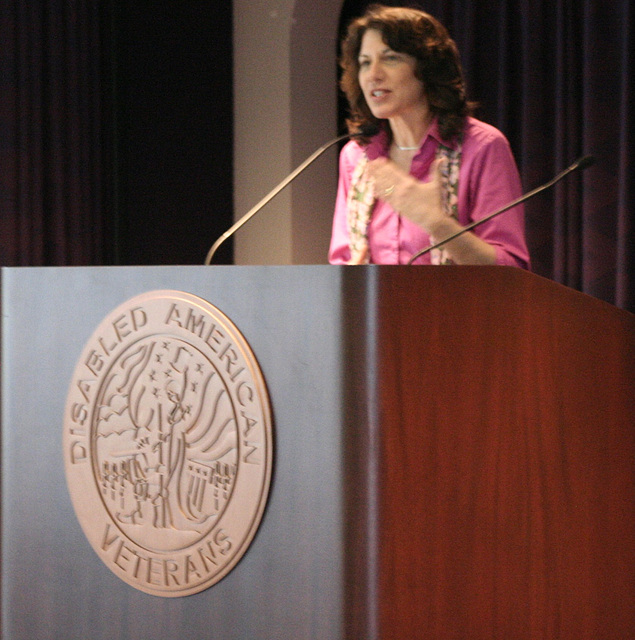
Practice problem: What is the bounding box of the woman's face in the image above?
[357,28,427,123]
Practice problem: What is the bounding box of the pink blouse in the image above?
[328,117,530,268]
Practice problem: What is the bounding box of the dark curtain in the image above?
[112,2,234,266]
[0,1,111,266]
[0,2,234,268]
[339,0,634,312]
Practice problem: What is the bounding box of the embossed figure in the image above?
[95,337,238,544]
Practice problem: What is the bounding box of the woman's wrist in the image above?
[426,214,461,239]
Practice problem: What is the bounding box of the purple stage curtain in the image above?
[445,0,634,312]
[341,0,634,312]
[0,1,110,266]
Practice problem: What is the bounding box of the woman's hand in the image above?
[367,156,497,265]
[367,156,446,235]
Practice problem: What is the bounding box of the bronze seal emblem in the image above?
[63,290,272,597]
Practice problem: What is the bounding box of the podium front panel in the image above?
[2,265,633,640]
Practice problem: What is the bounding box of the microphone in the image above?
[204,124,380,265]
[407,154,596,265]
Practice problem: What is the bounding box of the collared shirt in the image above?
[328,117,530,268]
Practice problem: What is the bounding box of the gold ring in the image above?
[383,185,395,196]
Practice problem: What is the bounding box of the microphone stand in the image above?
[204,132,350,266]
[407,155,596,266]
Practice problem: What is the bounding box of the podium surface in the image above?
[1,265,633,639]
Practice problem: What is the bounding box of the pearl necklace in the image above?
[394,143,419,151]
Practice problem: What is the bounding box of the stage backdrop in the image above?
[1,0,633,311]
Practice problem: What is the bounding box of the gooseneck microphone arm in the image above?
[204,128,375,266]
[407,154,596,266]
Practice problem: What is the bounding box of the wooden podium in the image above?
[1,266,633,639]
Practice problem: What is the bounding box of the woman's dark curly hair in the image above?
[340,4,475,143]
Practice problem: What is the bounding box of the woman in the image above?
[329,4,530,268]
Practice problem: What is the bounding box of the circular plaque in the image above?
[63,290,273,597]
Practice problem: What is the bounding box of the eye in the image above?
[383,52,401,63]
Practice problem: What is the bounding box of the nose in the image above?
[366,58,384,81]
